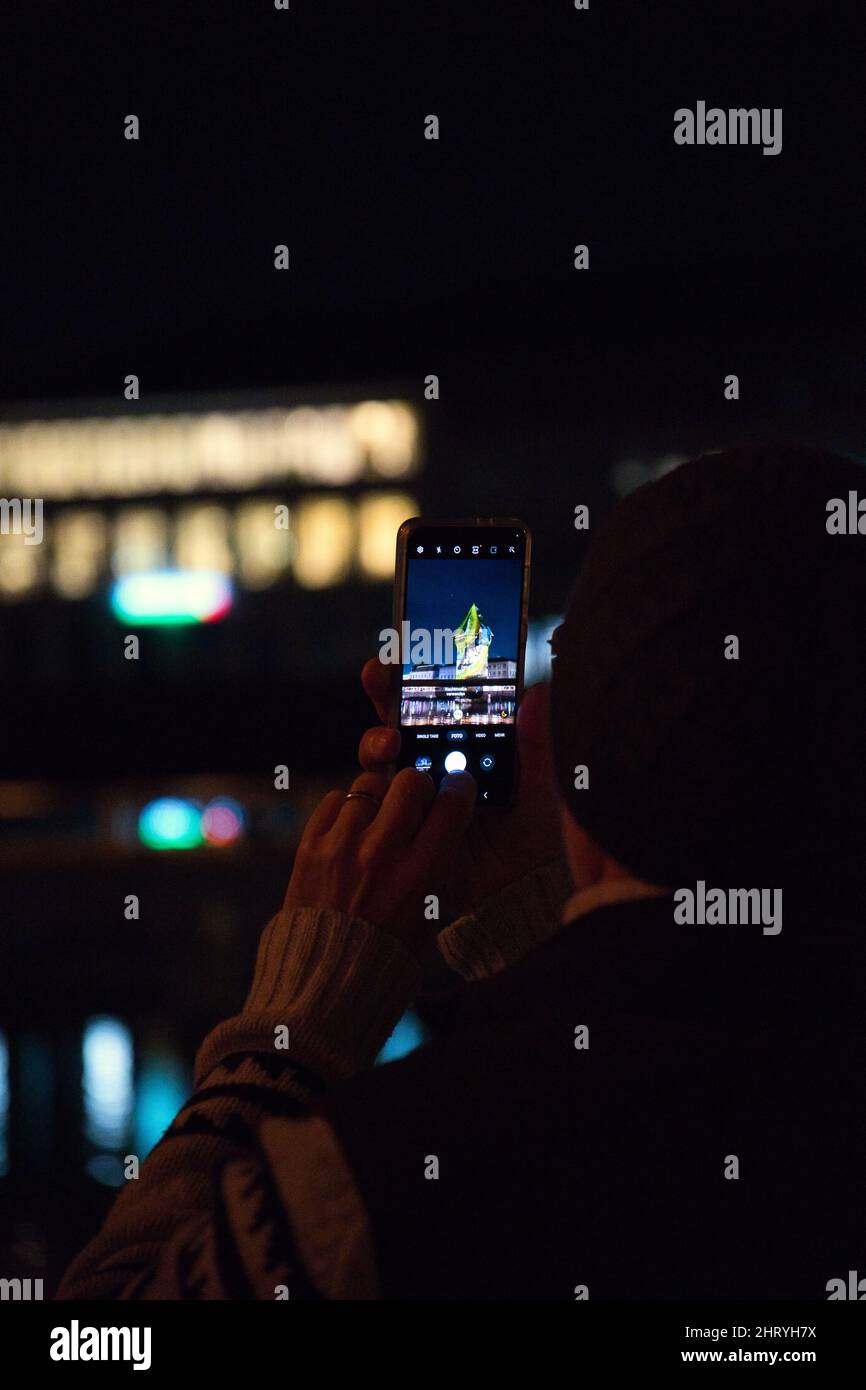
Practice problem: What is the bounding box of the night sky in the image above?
[404,556,522,671]
[1,1,863,398]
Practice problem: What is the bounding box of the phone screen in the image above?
[393,521,530,806]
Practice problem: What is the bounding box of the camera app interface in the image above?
[397,526,526,805]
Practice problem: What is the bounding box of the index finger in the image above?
[363,765,436,854]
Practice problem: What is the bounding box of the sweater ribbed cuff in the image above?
[437,853,574,980]
[195,906,423,1087]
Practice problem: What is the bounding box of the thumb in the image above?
[410,770,477,875]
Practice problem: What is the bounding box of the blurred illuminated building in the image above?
[0,397,420,605]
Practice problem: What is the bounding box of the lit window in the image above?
[149,416,192,493]
[235,499,294,589]
[175,504,233,573]
[357,492,418,579]
[0,530,44,597]
[51,510,108,598]
[282,406,365,485]
[112,507,169,577]
[293,497,352,588]
[192,413,249,489]
[350,401,419,478]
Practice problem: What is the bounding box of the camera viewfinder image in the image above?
[401,554,521,728]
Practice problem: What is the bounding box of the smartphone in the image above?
[390,517,531,806]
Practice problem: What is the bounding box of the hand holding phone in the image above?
[359,663,561,919]
[283,762,477,954]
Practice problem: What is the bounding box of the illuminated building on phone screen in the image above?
[454,603,493,678]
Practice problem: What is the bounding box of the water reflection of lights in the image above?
[134,1050,190,1156]
[376,1011,428,1065]
[80,1019,191,1184]
[82,1017,134,1183]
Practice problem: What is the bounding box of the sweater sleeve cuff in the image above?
[195,907,423,1087]
[436,853,574,980]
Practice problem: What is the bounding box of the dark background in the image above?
[0,0,863,1290]
[1,0,862,777]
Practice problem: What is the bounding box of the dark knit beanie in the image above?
[550,445,866,912]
